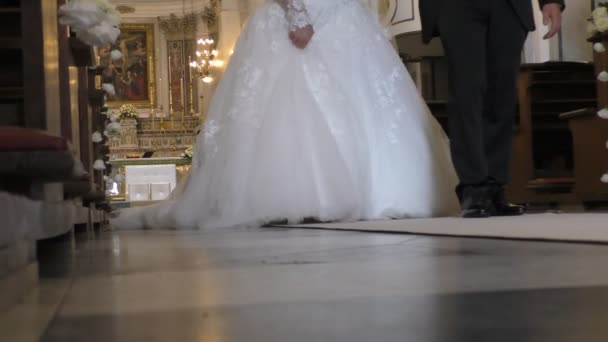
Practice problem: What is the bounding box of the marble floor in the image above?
[3,226,608,341]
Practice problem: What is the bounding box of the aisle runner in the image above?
[278,213,608,244]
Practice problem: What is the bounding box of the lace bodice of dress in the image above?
[275,0,311,30]
[273,0,363,31]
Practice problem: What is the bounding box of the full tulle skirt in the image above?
[112,0,460,230]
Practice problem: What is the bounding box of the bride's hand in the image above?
[289,25,314,49]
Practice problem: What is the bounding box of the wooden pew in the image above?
[559,108,608,206]
[507,62,596,205]
[557,36,608,207]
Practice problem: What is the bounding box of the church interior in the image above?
[2,0,608,341]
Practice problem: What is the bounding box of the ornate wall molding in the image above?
[202,0,222,30]
[158,13,199,40]
[116,5,136,14]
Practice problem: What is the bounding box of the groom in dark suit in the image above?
[419,0,565,218]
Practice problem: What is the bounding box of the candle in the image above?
[181,76,185,129]
[159,76,162,115]
[149,56,153,91]
[168,55,173,115]
[168,56,172,92]
[180,77,185,112]
[188,56,191,113]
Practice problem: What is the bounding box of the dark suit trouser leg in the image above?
[484,0,528,185]
[438,0,489,187]
[438,0,527,188]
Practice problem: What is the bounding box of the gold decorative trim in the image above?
[201,0,221,37]
[116,5,135,14]
[158,13,198,40]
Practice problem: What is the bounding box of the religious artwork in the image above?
[167,40,198,114]
[97,24,156,108]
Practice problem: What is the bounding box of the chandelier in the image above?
[190,37,223,83]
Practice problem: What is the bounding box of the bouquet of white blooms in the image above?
[105,120,121,137]
[588,3,608,36]
[118,104,138,120]
[58,0,121,47]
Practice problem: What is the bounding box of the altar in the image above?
[109,116,199,158]
[107,113,197,202]
[108,157,191,202]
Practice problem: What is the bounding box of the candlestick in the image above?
[180,77,185,133]
[188,55,195,116]
[160,105,164,129]
[168,55,173,115]
[180,77,185,113]
[150,104,155,130]
[150,105,156,150]
[188,56,192,115]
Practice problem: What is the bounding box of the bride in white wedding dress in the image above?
[113,0,460,230]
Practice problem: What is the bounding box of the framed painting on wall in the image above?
[97,24,156,108]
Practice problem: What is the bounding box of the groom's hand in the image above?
[289,25,315,49]
[542,3,563,40]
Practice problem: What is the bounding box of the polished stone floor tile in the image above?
[0,279,71,342]
[4,226,608,341]
[43,286,608,342]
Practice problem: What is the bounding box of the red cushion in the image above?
[0,126,69,151]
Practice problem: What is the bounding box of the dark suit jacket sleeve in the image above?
[539,0,565,11]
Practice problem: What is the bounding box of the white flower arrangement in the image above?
[92,131,103,143]
[118,104,138,120]
[102,83,116,96]
[110,49,123,61]
[103,109,116,119]
[181,146,194,160]
[105,120,122,136]
[58,0,121,47]
[93,159,106,171]
[594,42,606,53]
[589,4,608,36]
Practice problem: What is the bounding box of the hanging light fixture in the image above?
[191,37,219,83]
[191,0,222,83]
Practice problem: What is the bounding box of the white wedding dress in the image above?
[113,0,460,230]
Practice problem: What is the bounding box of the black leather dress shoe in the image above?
[463,206,493,218]
[493,202,526,216]
[460,185,493,218]
[490,185,526,216]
